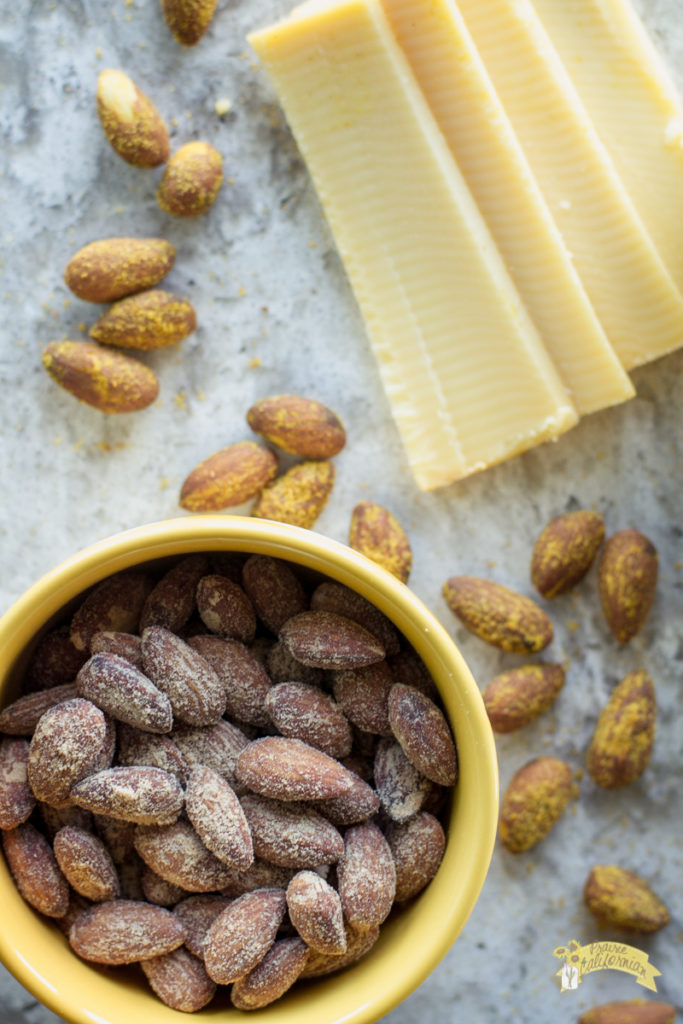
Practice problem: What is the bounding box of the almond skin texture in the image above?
[0,737,35,829]
[187,636,271,727]
[203,887,287,984]
[157,141,223,217]
[69,899,186,964]
[279,611,385,670]
[161,0,219,45]
[97,69,169,167]
[231,937,309,1010]
[252,460,335,530]
[531,510,605,598]
[25,626,88,690]
[235,736,355,801]
[0,683,78,736]
[90,631,143,668]
[117,727,189,783]
[141,626,226,726]
[76,653,173,733]
[172,718,249,789]
[2,823,69,917]
[53,825,120,902]
[42,341,159,414]
[242,555,308,634]
[443,576,553,653]
[314,770,380,826]
[71,571,152,652]
[586,671,655,789]
[584,866,670,933]
[185,766,254,870]
[482,663,565,733]
[386,811,446,902]
[286,870,346,955]
[599,529,658,643]
[337,823,396,929]
[349,501,412,583]
[310,581,401,656]
[195,575,257,642]
[240,794,344,868]
[27,698,111,808]
[141,947,216,1012]
[134,821,234,892]
[247,394,346,459]
[302,924,380,979]
[265,682,352,759]
[89,290,196,351]
[71,766,184,826]
[332,659,397,738]
[64,238,175,303]
[579,1000,676,1024]
[387,684,457,787]
[374,738,432,822]
[499,757,574,853]
[180,441,278,512]
[141,866,188,907]
[219,859,295,899]
[139,555,209,632]
[173,895,233,958]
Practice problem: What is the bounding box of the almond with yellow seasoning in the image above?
[64,238,175,303]
[443,576,553,653]
[499,756,575,853]
[482,663,565,733]
[42,341,159,414]
[179,441,278,512]
[586,670,655,789]
[157,142,223,217]
[89,290,196,350]
[96,70,169,168]
[579,1000,676,1024]
[161,0,219,45]
[530,509,605,597]
[599,529,658,643]
[252,460,335,529]
[349,501,412,583]
[583,865,670,933]
[246,394,346,458]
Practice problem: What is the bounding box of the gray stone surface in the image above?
[0,0,681,1022]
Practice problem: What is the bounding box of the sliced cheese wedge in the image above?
[380,0,633,415]
[530,0,683,300]
[457,0,683,370]
[248,0,577,490]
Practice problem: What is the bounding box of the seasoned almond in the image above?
[116,726,189,783]
[286,870,346,955]
[76,653,173,733]
[301,922,380,978]
[0,737,35,829]
[70,571,152,652]
[235,736,355,801]
[315,771,380,826]
[39,802,93,839]
[180,441,278,512]
[0,683,79,736]
[388,684,457,787]
[499,757,574,853]
[173,894,232,958]
[90,290,196,351]
[482,663,565,733]
[141,626,226,726]
[141,865,188,907]
[388,647,438,700]
[310,581,401,656]
[142,946,216,1011]
[27,698,111,808]
[54,892,94,936]
[241,794,344,868]
[25,626,88,690]
[93,814,137,865]
[242,555,308,634]
[42,339,161,414]
[90,631,143,668]
[280,611,385,670]
[386,812,446,902]
[97,69,169,167]
[187,636,271,727]
[579,1000,676,1024]
[337,823,396,929]
[584,865,670,933]
[64,237,175,303]
[374,737,432,822]
[231,936,309,1010]
[195,574,256,642]
[1,822,69,917]
[203,887,287,984]
[265,641,325,686]
[587,671,656,789]
[531,509,605,598]
[252,461,335,529]
[599,529,658,643]
[443,576,553,653]
[71,766,184,826]
[161,0,219,45]
[349,501,412,583]
[53,825,120,902]
[219,859,295,898]
[139,555,209,632]
[69,899,186,964]
[185,766,253,870]
[134,820,234,892]
[266,682,352,759]
[171,718,249,789]
[247,394,346,459]
[332,661,394,736]
[157,141,223,217]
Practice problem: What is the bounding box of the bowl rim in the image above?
[0,516,498,1024]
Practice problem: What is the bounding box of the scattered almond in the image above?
[97,69,169,167]
[161,0,219,45]
[349,501,412,583]
[53,825,120,902]
[584,865,670,933]
[499,757,574,853]
[2,822,69,917]
[579,1000,676,1024]
[252,459,335,529]
[599,529,658,643]
[90,289,196,350]
[586,671,656,789]
[203,887,287,984]
[482,663,565,733]
[69,899,186,964]
[443,575,553,653]
[157,141,223,217]
[231,936,309,1010]
[42,340,160,414]
[64,237,175,303]
[247,394,346,459]
[531,510,605,598]
[180,441,278,512]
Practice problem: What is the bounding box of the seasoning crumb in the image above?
[248,357,261,369]
[214,97,232,116]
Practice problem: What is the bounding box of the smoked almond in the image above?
[180,441,278,512]
[139,555,209,632]
[171,717,249,789]
[134,820,234,892]
[286,870,346,955]
[185,765,254,870]
[27,698,111,808]
[599,529,658,643]
[265,682,352,759]
[231,937,309,1010]
[142,947,216,1012]
[280,610,385,670]
[90,631,143,668]
[586,671,655,789]
[247,394,346,459]
[349,501,412,583]
[97,69,169,168]
[337,822,396,929]
[332,661,394,736]
[242,555,308,634]
[203,887,287,984]
[374,737,432,822]
[90,289,196,350]
[173,894,233,958]
[301,922,380,978]
[388,683,457,787]
[69,899,186,964]
[64,238,175,303]
[76,653,173,733]
[0,737,35,829]
[385,812,446,902]
[531,510,605,598]
[141,626,226,726]
[116,726,189,782]
[53,825,120,902]
[195,575,257,642]
[70,570,152,652]
[25,626,88,690]
[2,822,69,917]
[187,636,271,727]
[443,575,553,653]
[311,581,401,656]
[71,766,184,826]
[0,682,78,736]
[235,736,355,801]
[42,341,159,414]
[240,794,344,868]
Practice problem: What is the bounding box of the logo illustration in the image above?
[553,939,661,993]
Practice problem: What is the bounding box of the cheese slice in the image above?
[248,0,577,490]
[530,0,683,301]
[457,0,683,370]
[380,0,633,415]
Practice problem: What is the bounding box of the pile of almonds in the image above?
[441,509,669,940]
[0,552,456,1011]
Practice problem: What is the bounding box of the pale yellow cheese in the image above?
[248,0,577,490]
[530,0,683,302]
[457,0,683,371]
[380,0,633,415]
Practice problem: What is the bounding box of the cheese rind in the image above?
[248,0,577,490]
[530,0,683,301]
[381,0,633,414]
[457,0,683,371]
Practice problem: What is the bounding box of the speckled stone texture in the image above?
[0,0,682,1021]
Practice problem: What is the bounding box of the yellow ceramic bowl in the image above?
[0,516,498,1024]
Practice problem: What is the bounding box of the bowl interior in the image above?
[0,516,498,1024]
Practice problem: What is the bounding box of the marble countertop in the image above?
[0,0,681,1021]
